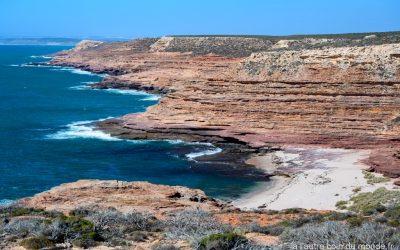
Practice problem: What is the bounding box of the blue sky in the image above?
[0,0,399,38]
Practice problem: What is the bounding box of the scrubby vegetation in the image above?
[168,32,400,57]
[0,205,162,249]
[280,221,400,248]
[237,205,400,249]
[335,200,348,210]
[1,201,399,249]
[0,206,268,249]
[362,170,389,184]
[349,187,400,215]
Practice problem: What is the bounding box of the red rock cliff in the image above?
[49,35,400,178]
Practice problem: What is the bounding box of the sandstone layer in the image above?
[19,180,229,218]
[48,33,400,179]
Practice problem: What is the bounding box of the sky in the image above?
[0,0,399,38]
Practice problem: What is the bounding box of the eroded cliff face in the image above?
[49,35,400,178]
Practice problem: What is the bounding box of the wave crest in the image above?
[46,119,121,141]
[30,55,52,59]
[186,147,222,160]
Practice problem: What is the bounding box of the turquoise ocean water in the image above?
[0,45,260,204]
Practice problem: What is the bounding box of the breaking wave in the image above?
[9,63,55,68]
[185,147,223,160]
[30,55,52,59]
[93,88,160,101]
[46,119,121,141]
[50,67,103,76]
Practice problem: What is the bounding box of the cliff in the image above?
[49,33,400,179]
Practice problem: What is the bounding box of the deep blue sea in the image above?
[0,45,260,204]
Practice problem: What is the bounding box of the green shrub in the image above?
[384,206,400,221]
[199,232,246,250]
[346,217,364,227]
[278,214,324,228]
[19,236,54,250]
[362,170,389,184]
[335,200,348,210]
[323,211,354,221]
[10,207,44,217]
[72,231,99,248]
[280,208,306,214]
[352,187,361,193]
[259,224,286,236]
[349,187,400,214]
[58,215,94,233]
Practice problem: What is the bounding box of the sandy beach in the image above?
[234,148,396,210]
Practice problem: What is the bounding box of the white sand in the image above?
[234,148,395,210]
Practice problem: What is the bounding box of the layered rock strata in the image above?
[49,34,400,179]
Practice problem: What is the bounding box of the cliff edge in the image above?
[49,33,400,179]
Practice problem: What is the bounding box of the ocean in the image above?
[0,45,260,204]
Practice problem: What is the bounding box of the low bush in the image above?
[72,231,99,248]
[129,231,148,242]
[19,236,54,250]
[335,200,348,210]
[3,218,44,237]
[0,205,52,218]
[259,224,286,236]
[346,216,364,227]
[152,244,180,250]
[349,187,400,215]
[278,214,324,228]
[164,209,228,242]
[198,232,246,250]
[88,207,159,233]
[362,170,389,184]
[280,208,306,214]
[280,221,400,247]
[384,206,400,222]
[323,211,355,221]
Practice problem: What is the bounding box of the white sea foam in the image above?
[0,199,14,207]
[30,55,52,59]
[186,147,223,160]
[69,85,90,90]
[51,67,99,76]
[9,63,55,68]
[97,88,160,101]
[46,119,121,141]
[141,95,160,101]
[46,119,151,144]
[9,63,33,67]
[69,82,98,90]
[165,139,185,144]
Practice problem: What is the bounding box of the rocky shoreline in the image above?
[37,60,277,182]
[47,35,400,183]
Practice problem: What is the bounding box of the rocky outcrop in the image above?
[49,33,400,179]
[20,180,229,217]
[72,40,103,51]
[239,44,400,82]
